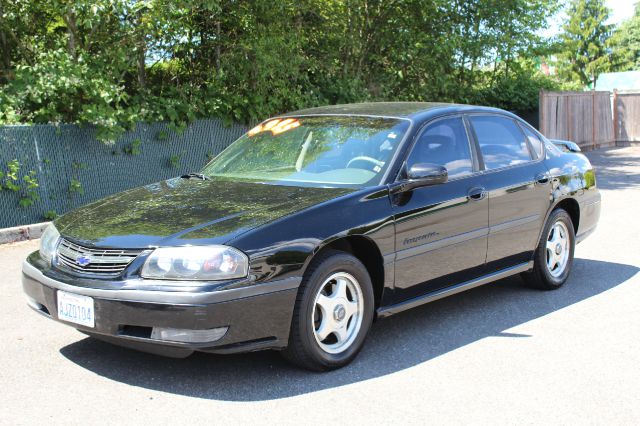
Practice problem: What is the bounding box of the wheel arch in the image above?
[535,196,580,251]
[303,236,386,309]
[552,198,580,234]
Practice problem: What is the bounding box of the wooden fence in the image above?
[540,89,640,150]
[539,90,615,150]
[614,90,640,144]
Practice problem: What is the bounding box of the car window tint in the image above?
[521,125,544,159]
[470,116,532,169]
[406,117,473,179]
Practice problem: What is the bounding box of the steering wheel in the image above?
[346,156,385,170]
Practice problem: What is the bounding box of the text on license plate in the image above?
[57,290,95,328]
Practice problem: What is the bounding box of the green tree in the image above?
[0,0,561,136]
[609,3,640,71]
[0,0,55,81]
[556,0,613,88]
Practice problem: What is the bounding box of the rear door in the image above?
[391,116,489,303]
[467,114,551,269]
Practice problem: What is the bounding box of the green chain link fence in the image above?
[0,120,247,228]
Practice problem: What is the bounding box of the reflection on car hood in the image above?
[55,178,354,248]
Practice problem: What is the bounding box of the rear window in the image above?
[469,116,532,170]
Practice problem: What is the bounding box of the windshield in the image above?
[201,116,410,187]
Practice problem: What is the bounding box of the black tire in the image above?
[522,208,575,290]
[281,250,374,371]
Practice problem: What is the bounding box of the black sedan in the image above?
[23,102,601,371]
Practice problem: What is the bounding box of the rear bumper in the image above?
[22,256,300,357]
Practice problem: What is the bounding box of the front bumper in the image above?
[22,253,300,357]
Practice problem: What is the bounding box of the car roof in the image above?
[281,102,511,122]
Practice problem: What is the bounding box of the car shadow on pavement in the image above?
[60,258,638,401]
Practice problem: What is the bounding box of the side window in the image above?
[520,124,544,159]
[406,117,473,179]
[469,116,532,170]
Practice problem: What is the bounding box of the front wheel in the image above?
[282,250,374,371]
[522,208,575,290]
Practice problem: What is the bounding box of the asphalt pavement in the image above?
[1,147,639,425]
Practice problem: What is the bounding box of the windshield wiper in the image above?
[180,172,211,181]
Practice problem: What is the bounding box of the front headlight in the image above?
[40,224,60,263]
[141,246,249,281]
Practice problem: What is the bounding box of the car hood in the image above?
[55,178,354,248]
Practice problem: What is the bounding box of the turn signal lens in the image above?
[150,326,228,343]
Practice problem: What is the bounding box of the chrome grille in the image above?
[56,239,142,276]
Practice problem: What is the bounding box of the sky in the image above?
[606,0,638,25]
[542,0,638,38]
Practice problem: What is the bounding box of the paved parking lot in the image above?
[1,147,639,425]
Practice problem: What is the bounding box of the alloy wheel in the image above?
[546,220,570,278]
[312,272,364,354]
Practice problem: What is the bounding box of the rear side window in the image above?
[520,125,544,159]
[469,116,532,170]
[406,117,473,179]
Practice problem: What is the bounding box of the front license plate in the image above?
[57,290,95,328]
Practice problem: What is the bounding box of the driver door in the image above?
[390,116,489,303]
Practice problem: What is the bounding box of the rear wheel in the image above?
[522,208,575,290]
[282,250,374,371]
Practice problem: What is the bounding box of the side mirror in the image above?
[394,163,448,192]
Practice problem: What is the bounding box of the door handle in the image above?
[535,173,550,185]
[468,187,487,201]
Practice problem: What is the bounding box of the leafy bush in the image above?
[472,61,563,112]
[0,160,40,208]
[0,0,563,138]
[69,178,84,195]
[123,139,142,155]
[43,210,58,221]
[1,50,136,143]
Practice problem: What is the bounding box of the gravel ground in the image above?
[1,147,639,425]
